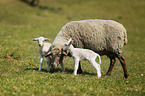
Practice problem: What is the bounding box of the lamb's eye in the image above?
[64,44,67,46]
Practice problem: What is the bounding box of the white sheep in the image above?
[32,37,52,71]
[46,19,129,78]
[63,38,102,77]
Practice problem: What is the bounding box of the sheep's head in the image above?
[32,37,50,47]
[45,47,67,70]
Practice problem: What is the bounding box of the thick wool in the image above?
[53,19,127,57]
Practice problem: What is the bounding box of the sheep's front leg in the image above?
[39,55,43,71]
[60,63,65,72]
[59,55,65,72]
[74,58,79,75]
[45,57,50,72]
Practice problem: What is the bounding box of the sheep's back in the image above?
[53,19,127,56]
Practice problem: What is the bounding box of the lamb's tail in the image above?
[97,54,101,64]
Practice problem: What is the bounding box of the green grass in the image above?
[0,0,145,95]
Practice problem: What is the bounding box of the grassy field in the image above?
[0,0,145,95]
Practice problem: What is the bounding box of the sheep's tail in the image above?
[123,27,128,45]
[97,54,101,64]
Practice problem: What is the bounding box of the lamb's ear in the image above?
[44,38,50,41]
[68,38,72,42]
[45,51,52,57]
[32,38,38,41]
[70,40,73,44]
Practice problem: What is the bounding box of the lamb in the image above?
[46,19,129,78]
[63,38,102,77]
[32,37,52,71]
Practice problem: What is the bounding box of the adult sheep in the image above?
[47,19,129,78]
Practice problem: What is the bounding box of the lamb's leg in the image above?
[118,55,129,78]
[77,62,83,74]
[74,58,79,75]
[106,57,116,76]
[39,55,43,71]
[89,60,101,78]
[45,57,50,71]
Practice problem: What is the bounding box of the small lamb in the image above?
[32,37,52,71]
[63,38,102,78]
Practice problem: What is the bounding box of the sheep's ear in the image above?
[45,51,52,57]
[44,38,50,41]
[62,51,67,56]
[59,51,67,56]
[32,38,38,41]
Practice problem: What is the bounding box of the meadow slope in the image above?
[0,0,145,95]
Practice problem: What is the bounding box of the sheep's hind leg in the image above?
[106,57,116,76]
[118,55,129,78]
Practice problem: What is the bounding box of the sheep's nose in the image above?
[39,44,42,47]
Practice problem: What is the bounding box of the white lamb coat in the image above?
[53,19,127,56]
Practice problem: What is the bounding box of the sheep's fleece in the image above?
[53,19,127,56]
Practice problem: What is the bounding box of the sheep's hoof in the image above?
[124,74,129,79]
[61,69,65,73]
[45,68,50,72]
[46,69,50,72]
[105,72,111,76]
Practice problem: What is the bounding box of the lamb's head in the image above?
[32,37,50,47]
[63,38,73,50]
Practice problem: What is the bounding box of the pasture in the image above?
[0,0,144,95]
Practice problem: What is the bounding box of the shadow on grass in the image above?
[19,0,62,13]
[20,0,39,7]
[25,67,96,76]
[25,67,61,73]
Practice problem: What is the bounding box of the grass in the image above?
[0,0,145,95]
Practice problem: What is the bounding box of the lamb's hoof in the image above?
[74,73,77,75]
[97,75,101,78]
